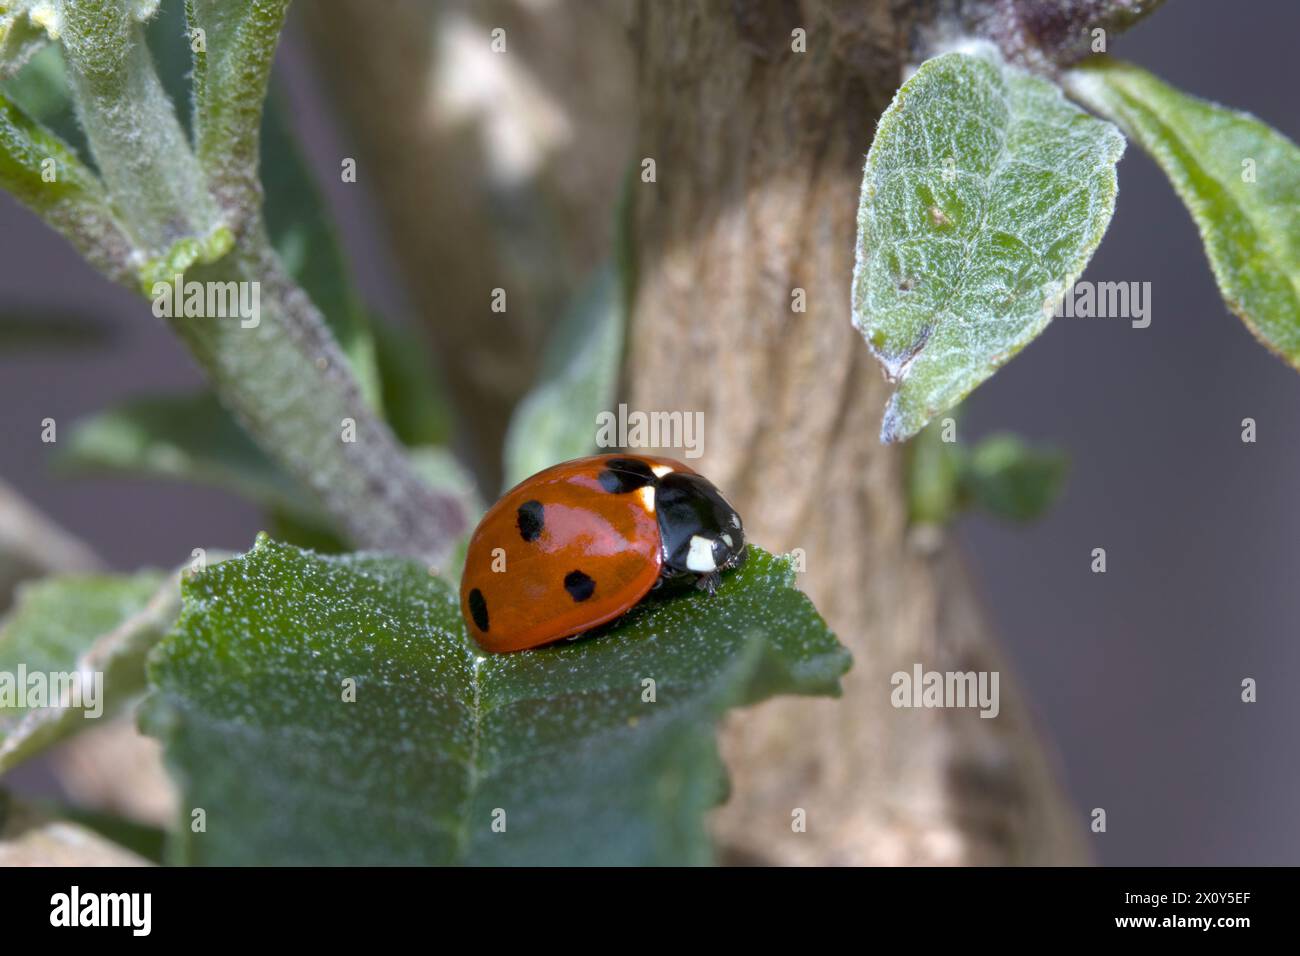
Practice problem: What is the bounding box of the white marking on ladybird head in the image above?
[635,484,656,513]
[650,464,673,478]
[720,532,733,548]
[686,535,718,573]
[730,513,741,529]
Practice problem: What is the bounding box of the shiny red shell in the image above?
[460,454,695,653]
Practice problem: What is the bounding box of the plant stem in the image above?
[174,232,469,564]
[60,0,218,256]
[944,0,1167,73]
[40,0,469,564]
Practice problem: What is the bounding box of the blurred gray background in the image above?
[1,0,1297,864]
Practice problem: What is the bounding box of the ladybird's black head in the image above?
[655,472,746,585]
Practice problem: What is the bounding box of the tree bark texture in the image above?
[625,0,1085,864]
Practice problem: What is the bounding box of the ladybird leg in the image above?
[696,572,720,595]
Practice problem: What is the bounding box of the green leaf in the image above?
[906,417,961,526]
[261,89,382,411]
[0,569,176,773]
[185,0,291,213]
[59,0,219,261]
[58,390,320,526]
[0,43,83,154]
[1066,58,1300,365]
[371,317,453,448]
[0,84,133,280]
[0,2,463,563]
[0,5,50,79]
[959,433,1067,522]
[141,537,848,865]
[907,416,1065,525]
[409,446,484,531]
[853,47,1125,443]
[155,0,384,409]
[59,391,477,555]
[503,264,624,490]
[0,73,96,202]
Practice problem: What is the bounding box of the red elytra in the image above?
[459,454,745,653]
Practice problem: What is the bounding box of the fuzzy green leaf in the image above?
[0,85,133,280]
[260,89,383,411]
[0,5,49,78]
[371,317,453,448]
[0,570,175,773]
[907,418,1066,526]
[59,391,318,524]
[1066,58,1300,365]
[853,47,1125,443]
[503,265,624,490]
[0,2,463,563]
[141,537,848,865]
[186,0,291,213]
[906,417,961,526]
[58,392,479,553]
[0,44,83,152]
[60,0,219,261]
[156,0,383,409]
[960,433,1067,522]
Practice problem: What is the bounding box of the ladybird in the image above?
[459,454,746,653]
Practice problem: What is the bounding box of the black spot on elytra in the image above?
[597,457,656,493]
[516,499,544,542]
[564,570,596,602]
[468,588,489,632]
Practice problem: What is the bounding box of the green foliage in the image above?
[0,570,174,772]
[908,418,1066,525]
[0,83,91,201]
[0,5,48,79]
[853,46,1124,443]
[59,390,319,523]
[260,89,383,410]
[59,391,477,554]
[0,83,131,278]
[137,224,234,292]
[503,264,623,490]
[0,0,466,562]
[59,0,219,262]
[0,44,81,150]
[1067,58,1300,365]
[370,316,451,448]
[141,537,849,865]
[185,0,291,210]
[907,417,961,526]
[960,433,1067,521]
